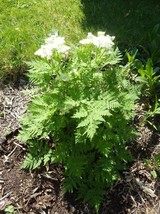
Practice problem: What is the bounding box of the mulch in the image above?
[0,80,160,214]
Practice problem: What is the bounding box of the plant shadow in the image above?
[81,0,160,47]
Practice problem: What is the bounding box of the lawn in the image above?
[1,0,160,81]
[0,0,85,80]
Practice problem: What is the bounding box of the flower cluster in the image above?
[35,33,70,59]
[79,31,115,49]
[35,32,115,59]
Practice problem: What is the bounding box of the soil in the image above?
[0,79,160,214]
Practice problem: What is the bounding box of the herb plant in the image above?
[18,32,139,210]
[136,58,160,96]
[145,153,160,179]
[142,96,160,130]
[4,205,17,214]
[132,57,160,129]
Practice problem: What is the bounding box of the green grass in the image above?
[0,0,85,80]
[1,0,160,81]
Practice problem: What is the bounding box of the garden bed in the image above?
[1,1,160,213]
[0,81,159,214]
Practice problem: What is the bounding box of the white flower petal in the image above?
[79,32,115,49]
[79,38,92,45]
[34,45,53,59]
[97,31,105,37]
[57,45,70,53]
[35,33,70,58]
[87,32,95,38]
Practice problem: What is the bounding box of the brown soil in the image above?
[0,81,160,214]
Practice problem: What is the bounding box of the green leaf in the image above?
[4,205,15,213]
[136,76,148,84]
[146,58,153,77]
[43,150,52,165]
[151,170,157,179]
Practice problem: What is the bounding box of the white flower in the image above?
[79,32,96,45]
[57,45,70,53]
[97,31,105,37]
[45,32,58,43]
[34,44,53,59]
[79,38,91,45]
[87,32,95,39]
[72,68,78,75]
[95,35,115,48]
[79,32,115,49]
[45,36,65,47]
[34,33,70,59]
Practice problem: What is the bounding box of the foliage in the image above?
[1,0,160,82]
[140,24,160,64]
[18,32,139,210]
[145,154,160,179]
[126,50,160,129]
[4,205,17,214]
[21,141,53,170]
[126,50,160,96]
[143,97,160,130]
[136,58,160,96]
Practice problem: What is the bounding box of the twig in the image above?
[0,192,12,201]
[13,141,23,148]
[0,179,4,184]
[7,146,17,157]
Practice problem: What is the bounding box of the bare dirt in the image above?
[0,80,160,214]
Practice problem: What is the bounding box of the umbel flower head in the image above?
[79,31,115,49]
[35,33,70,59]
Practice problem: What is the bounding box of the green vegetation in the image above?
[0,0,85,80]
[126,50,160,129]
[1,0,160,80]
[18,33,140,210]
[4,205,17,214]
[1,0,160,212]
[145,154,160,179]
[81,0,160,46]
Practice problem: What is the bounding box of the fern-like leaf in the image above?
[73,93,120,140]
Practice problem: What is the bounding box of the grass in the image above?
[0,0,160,81]
[81,0,160,47]
[0,0,85,80]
